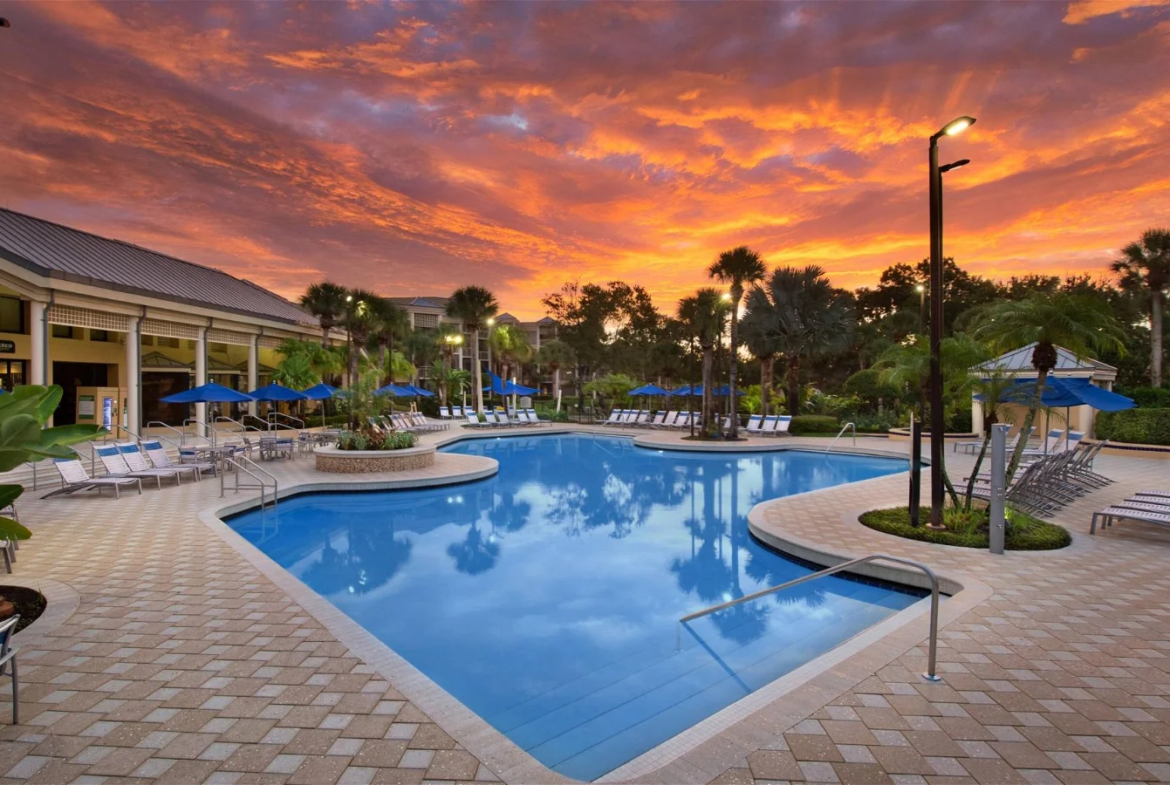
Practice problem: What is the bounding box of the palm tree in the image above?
[445,286,498,415]
[677,288,727,437]
[299,282,348,347]
[1112,228,1170,387]
[757,266,854,415]
[433,362,471,407]
[974,292,1126,480]
[537,339,576,403]
[365,298,411,385]
[962,370,1018,511]
[740,287,783,418]
[342,288,381,386]
[709,246,767,437]
[489,324,534,388]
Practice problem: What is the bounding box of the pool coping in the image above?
[198,428,975,785]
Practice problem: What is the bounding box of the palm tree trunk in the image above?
[728,310,740,438]
[964,435,990,512]
[701,346,714,436]
[552,366,561,403]
[787,356,801,416]
[379,344,388,385]
[1007,370,1049,481]
[1152,288,1164,388]
[472,329,484,415]
[321,326,331,349]
[760,355,773,418]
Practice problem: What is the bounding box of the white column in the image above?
[247,336,259,417]
[125,316,140,436]
[971,393,984,436]
[194,327,208,438]
[28,300,47,386]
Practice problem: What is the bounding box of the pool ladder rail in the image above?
[824,422,857,453]
[679,553,943,682]
[220,453,280,509]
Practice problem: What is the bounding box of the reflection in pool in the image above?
[229,434,919,780]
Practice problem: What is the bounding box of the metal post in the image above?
[909,415,922,526]
[989,423,1008,555]
[928,137,945,528]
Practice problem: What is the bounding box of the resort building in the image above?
[0,208,325,432]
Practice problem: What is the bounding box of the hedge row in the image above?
[1094,408,1170,446]
[789,415,840,435]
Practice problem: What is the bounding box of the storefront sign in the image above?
[0,340,14,354]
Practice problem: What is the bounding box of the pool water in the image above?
[229,434,919,780]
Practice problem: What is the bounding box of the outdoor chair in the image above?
[95,445,178,489]
[653,411,678,429]
[0,615,18,723]
[745,415,764,435]
[465,412,488,428]
[650,411,667,427]
[45,458,141,499]
[116,443,186,484]
[672,411,693,430]
[142,440,212,479]
[439,406,453,420]
[774,416,793,436]
[759,415,779,435]
[1023,429,1065,457]
[1092,504,1170,534]
[525,408,552,425]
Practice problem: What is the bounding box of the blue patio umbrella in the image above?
[301,383,340,401]
[630,384,671,396]
[375,383,413,397]
[671,384,700,396]
[162,382,254,404]
[981,376,1135,452]
[710,385,747,397]
[247,383,308,402]
[400,383,436,398]
[503,381,539,396]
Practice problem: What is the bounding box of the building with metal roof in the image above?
[0,208,326,433]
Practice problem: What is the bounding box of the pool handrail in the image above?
[268,412,305,431]
[146,420,190,446]
[220,453,279,509]
[679,552,942,682]
[824,422,857,453]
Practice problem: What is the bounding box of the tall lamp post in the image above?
[344,294,354,387]
[927,115,975,528]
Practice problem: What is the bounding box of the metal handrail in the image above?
[679,552,943,682]
[146,420,189,446]
[220,453,279,508]
[183,418,215,445]
[241,413,269,432]
[268,412,305,430]
[215,415,263,433]
[824,422,857,453]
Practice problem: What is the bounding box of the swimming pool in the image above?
[229,434,918,780]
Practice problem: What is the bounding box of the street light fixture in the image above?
[927,115,974,529]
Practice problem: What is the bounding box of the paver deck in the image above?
[0,425,1168,785]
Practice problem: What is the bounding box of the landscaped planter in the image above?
[314,444,435,473]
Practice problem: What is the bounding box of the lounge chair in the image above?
[672,411,693,430]
[95,445,179,489]
[1092,505,1170,534]
[465,412,488,428]
[0,614,18,723]
[774,416,793,436]
[649,411,667,427]
[1023,429,1065,457]
[144,440,214,479]
[439,406,453,421]
[758,415,778,435]
[525,408,551,425]
[652,411,677,429]
[744,414,764,435]
[119,442,195,483]
[45,458,142,499]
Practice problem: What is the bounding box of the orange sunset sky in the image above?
[0,0,1168,318]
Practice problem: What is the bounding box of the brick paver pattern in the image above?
[1,427,1168,785]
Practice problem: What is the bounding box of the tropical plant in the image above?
[299,281,349,347]
[962,370,1019,511]
[0,385,107,542]
[275,339,343,384]
[709,246,767,438]
[677,288,728,436]
[974,292,1126,479]
[341,288,381,386]
[748,266,854,417]
[537,339,576,403]
[445,286,499,415]
[1112,228,1170,387]
[583,373,639,405]
[271,353,317,391]
[432,361,471,407]
[365,298,411,385]
[489,323,534,387]
[740,287,783,418]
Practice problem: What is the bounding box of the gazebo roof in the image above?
[972,342,1116,378]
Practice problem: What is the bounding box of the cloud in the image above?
[0,0,1167,317]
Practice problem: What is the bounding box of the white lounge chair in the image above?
[95,445,178,489]
[744,414,764,435]
[759,415,778,435]
[142,440,212,478]
[672,411,693,430]
[117,443,187,483]
[525,408,551,425]
[653,411,678,429]
[1024,429,1065,457]
[650,411,667,427]
[465,412,487,428]
[45,458,141,499]
[774,416,793,436]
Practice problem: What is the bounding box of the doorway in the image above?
[53,362,109,425]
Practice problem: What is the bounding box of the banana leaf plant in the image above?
[0,385,107,541]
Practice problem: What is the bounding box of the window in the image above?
[89,329,111,342]
[152,336,179,348]
[52,324,76,339]
[0,297,24,334]
[141,335,154,346]
[0,360,26,391]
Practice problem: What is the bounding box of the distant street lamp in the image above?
[927,116,975,528]
[344,294,354,387]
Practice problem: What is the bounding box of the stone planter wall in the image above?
[314,445,436,473]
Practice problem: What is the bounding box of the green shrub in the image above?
[859,506,1070,550]
[335,429,417,451]
[853,412,902,434]
[1117,386,1170,409]
[789,415,839,435]
[1094,408,1170,445]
